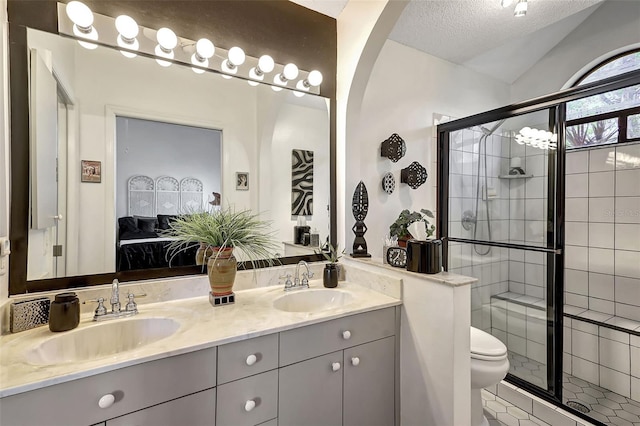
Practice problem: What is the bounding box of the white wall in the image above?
[115,117,222,219]
[352,40,510,258]
[512,0,640,102]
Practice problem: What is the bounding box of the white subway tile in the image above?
[588,223,614,249]
[571,356,599,385]
[525,263,544,286]
[566,222,588,246]
[533,400,577,426]
[616,169,640,196]
[588,297,614,315]
[615,250,640,278]
[508,333,527,355]
[525,251,545,265]
[589,147,615,172]
[615,276,640,306]
[599,337,630,374]
[526,155,545,177]
[589,171,615,197]
[491,306,507,332]
[527,316,546,345]
[525,285,543,299]
[589,197,615,223]
[566,173,589,198]
[565,269,588,295]
[615,197,640,224]
[615,302,640,322]
[509,261,525,282]
[566,150,589,174]
[588,247,615,275]
[600,365,631,398]
[527,340,546,364]
[630,346,639,378]
[565,293,588,309]
[599,326,630,344]
[615,143,640,170]
[526,176,545,199]
[563,352,572,374]
[565,246,589,271]
[588,272,614,301]
[572,318,598,335]
[632,377,640,401]
[507,311,527,338]
[525,199,545,221]
[572,329,599,363]
[615,223,640,251]
[510,199,525,220]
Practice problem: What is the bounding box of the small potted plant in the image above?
[389,209,436,247]
[318,243,344,288]
[164,207,278,296]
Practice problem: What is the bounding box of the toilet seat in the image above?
[470,327,508,361]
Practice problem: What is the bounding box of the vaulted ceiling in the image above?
[290,0,606,83]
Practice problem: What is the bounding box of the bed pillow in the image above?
[135,216,159,233]
[157,214,178,230]
[118,216,139,238]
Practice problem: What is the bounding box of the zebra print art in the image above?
[291,149,314,216]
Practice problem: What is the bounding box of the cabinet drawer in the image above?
[217,370,278,426]
[279,307,396,366]
[106,388,216,426]
[218,334,278,384]
[0,347,217,426]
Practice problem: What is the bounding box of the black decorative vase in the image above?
[323,264,339,288]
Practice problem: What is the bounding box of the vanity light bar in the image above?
[57,2,322,95]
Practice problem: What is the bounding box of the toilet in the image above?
[470,326,510,426]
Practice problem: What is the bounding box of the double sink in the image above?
[24,288,355,366]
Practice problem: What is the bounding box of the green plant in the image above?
[317,243,344,265]
[163,207,279,268]
[389,209,436,239]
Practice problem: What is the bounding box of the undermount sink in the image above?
[273,288,354,313]
[25,317,181,366]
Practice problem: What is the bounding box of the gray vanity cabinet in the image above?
[343,336,396,426]
[278,351,344,426]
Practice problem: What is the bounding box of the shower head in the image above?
[479,119,506,136]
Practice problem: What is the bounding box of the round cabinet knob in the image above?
[54,214,63,221]
[98,394,115,409]
[244,400,256,412]
[246,354,257,366]
[342,330,351,340]
[351,356,360,366]
[332,362,341,372]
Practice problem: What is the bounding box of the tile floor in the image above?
[482,389,551,426]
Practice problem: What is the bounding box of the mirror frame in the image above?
[7,1,337,295]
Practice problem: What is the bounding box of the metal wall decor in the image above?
[401,161,428,189]
[350,181,371,258]
[380,133,406,163]
[382,172,395,194]
[291,149,314,216]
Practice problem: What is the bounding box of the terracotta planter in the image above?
[207,247,237,295]
[323,264,339,288]
[196,243,216,266]
[398,235,412,248]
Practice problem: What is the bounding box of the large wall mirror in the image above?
[11,25,332,294]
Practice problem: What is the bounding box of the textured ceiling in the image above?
[291,0,606,83]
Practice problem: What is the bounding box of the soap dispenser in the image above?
[49,292,80,332]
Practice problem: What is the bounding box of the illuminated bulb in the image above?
[191,38,214,74]
[514,0,527,17]
[293,90,305,98]
[156,27,178,50]
[249,55,275,82]
[154,44,174,67]
[307,70,323,87]
[283,63,299,80]
[73,25,98,50]
[222,46,245,75]
[115,15,139,58]
[66,1,93,30]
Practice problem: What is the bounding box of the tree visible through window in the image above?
[566,50,640,149]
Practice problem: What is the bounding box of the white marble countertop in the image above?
[0,280,400,398]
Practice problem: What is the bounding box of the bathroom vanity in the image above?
[0,282,400,426]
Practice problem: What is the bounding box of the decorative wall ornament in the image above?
[128,175,155,217]
[291,149,314,215]
[235,172,249,191]
[180,177,204,212]
[81,160,101,183]
[350,181,371,258]
[156,176,180,215]
[380,133,406,163]
[381,172,395,194]
[401,161,428,189]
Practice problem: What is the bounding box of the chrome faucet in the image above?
[279,261,314,292]
[84,279,146,321]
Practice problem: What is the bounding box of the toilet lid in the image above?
[470,327,508,360]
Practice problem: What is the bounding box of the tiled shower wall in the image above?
[564,142,640,321]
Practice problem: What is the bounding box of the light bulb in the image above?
[258,55,275,73]
[66,1,93,30]
[191,54,207,74]
[293,90,305,98]
[514,0,527,17]
[228,46,246,66]
[307,70,323,87]
[500,0,513,7]
[156,27,177,50]
[283,63,299,80]
[155,44,174,67]
[221,60,238,75]
[296,80,309,92]
[195,38,215,60]
[274,73,287,86]
[249,68,264,81]
[115,15,138,40]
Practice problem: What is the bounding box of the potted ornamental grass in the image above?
[164,207,279,296]
[317,243,344,288]
[389,209,436,247]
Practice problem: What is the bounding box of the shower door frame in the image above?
[437,69,640,423]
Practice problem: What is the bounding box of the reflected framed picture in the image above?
[236,172,249,191]
[81,160,101,183]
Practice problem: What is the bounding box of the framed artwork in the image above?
[81,160,101,183]
[291,149,314,215]
[236,172,249,191]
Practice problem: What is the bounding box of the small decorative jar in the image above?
[323,264,339,288]
[49,292,80,332]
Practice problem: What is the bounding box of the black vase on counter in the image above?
[323,264,339,288]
